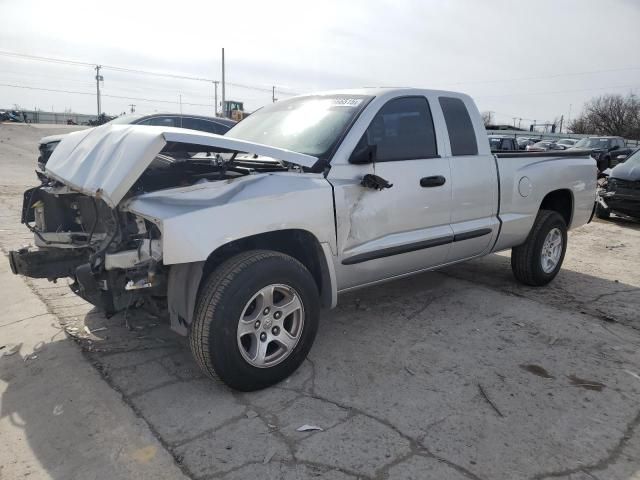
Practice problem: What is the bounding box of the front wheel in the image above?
[511,210,567,286]
[189,250,320,391]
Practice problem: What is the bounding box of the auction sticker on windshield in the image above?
[331,98,363,107]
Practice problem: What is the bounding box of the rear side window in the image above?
[365,96,438,161]
[138,116,179,127]
[439,97,478,156]
[182,117,228,134]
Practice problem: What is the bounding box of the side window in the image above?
[181,118,230,134]
[142,116,178,127]
[439,97,478,156]
[364,96,437,161]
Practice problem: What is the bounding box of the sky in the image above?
[1,0,640,127]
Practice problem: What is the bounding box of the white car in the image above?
[556,138,578,149]
[10,88,597,391]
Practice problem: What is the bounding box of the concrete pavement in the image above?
[1,123,640,479]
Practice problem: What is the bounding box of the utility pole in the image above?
[272,86,277,103]
[128,104,135,113]
[512,117,517,128]
[558,115,564,134]
[221,48,226,118]
[179,94,183,116]
[213,81,219,116]
[95,65,103,118]
[518,118,522,129]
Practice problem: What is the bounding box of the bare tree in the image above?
[568,93,640,139]
[481,111,493,127]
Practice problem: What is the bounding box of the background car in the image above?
[37,113,236,169]
[488,135,518,152]
[568,136,633,171]
[525,140,565,152]
[596,148,640,220]
[517,137,542,150]
[556,138,578,148]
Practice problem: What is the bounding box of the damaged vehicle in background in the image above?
[596,148,640,220]
[9,88,597,391]
[37,113,236,170]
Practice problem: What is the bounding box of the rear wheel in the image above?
[511,210,567,286]
[189,250,320,391]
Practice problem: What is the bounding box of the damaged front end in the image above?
[10,180,164,315]
[10,124,321,322]
[599,176,640,219]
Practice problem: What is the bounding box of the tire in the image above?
[595,202,610,220]
[189,250,320,391]
[511,210,567,286]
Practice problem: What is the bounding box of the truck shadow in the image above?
[0,338,180,479]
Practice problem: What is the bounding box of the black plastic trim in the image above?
[495,150,595,158]
[341,235,454,265]
[453,228,492,242]
[341,227,496,266]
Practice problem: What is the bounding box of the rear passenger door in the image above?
[438,96,500,262]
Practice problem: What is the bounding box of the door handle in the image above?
[420,175,446,187]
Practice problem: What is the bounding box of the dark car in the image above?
[488,135,518,152]
[516,137,541,150]
[596,148,640,220]
[569,136,633,172]
[37,113,236,169]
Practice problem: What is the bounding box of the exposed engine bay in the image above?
[9,147,294,316]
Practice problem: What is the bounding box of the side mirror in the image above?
[349,139,376,164]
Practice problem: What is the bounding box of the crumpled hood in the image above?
[44,124,318,208]
[39,133,67,145]
[611,159,640,181]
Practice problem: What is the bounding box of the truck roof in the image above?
[291,87,473,101]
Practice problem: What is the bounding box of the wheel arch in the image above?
[539,188,573,227]
[200,229,336,310]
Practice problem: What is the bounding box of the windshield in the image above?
[574,137,610,148]
[622,148,640,166]
[225,94,372,158]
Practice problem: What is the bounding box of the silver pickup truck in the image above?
[9,88,597,391]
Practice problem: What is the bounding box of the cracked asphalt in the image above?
[1,123,640,479]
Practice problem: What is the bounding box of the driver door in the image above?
[330,95,453,290]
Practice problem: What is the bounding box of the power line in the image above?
[0,83,214,107]
[476,83,640,99]
[0,50,94,67]
[0,50,302,95]
[445,66,640,87]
